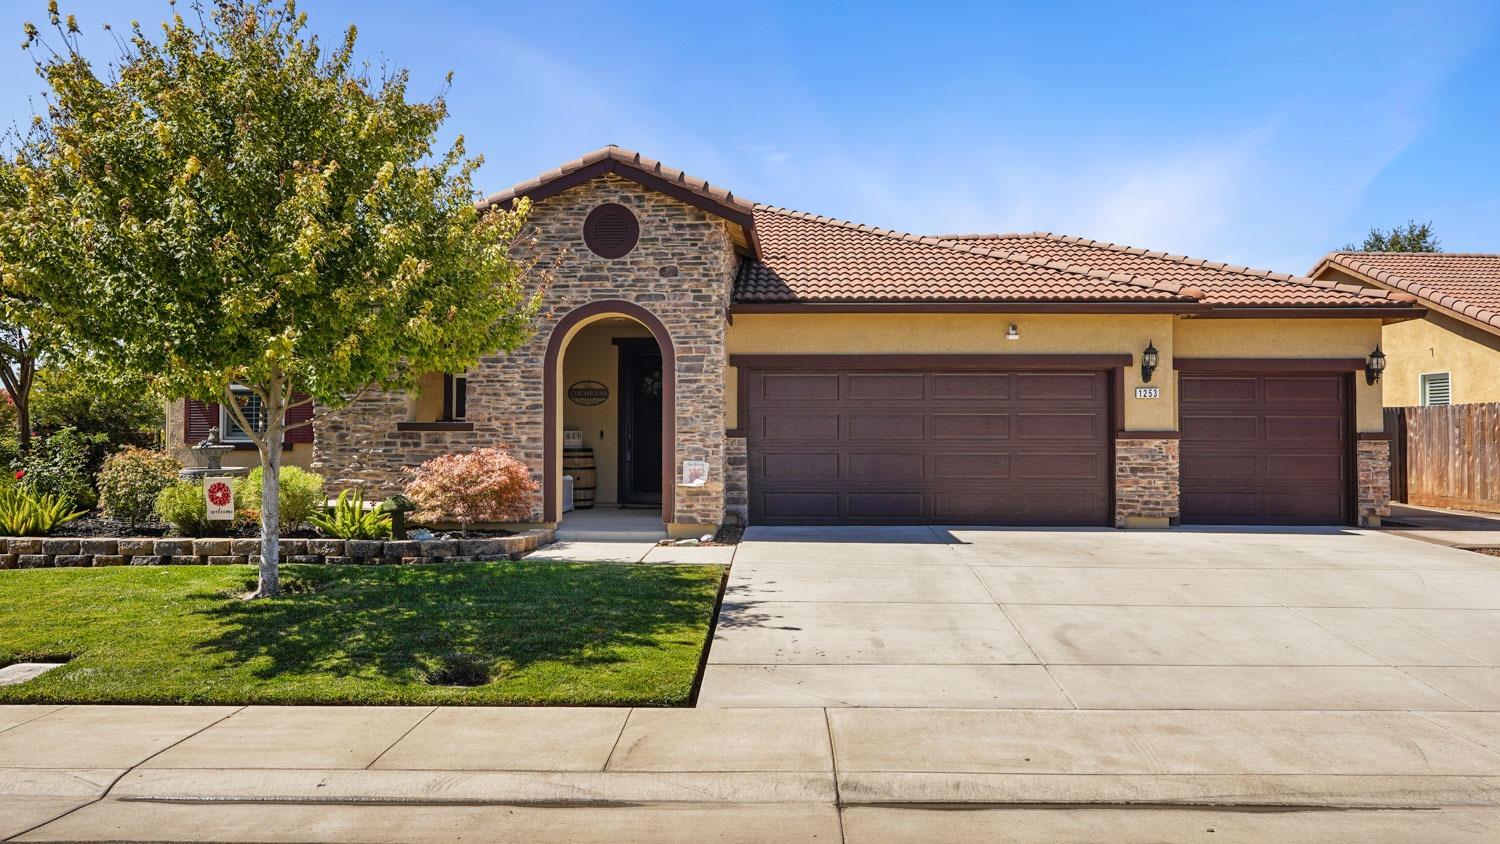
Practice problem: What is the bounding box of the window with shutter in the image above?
[221,388,268,442]
[442,373,467,421]
[1420,372,1452,407]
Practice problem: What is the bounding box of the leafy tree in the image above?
[0,324,38,452]
[0,1,539,596]
[1343,220,1441,253]
[30,358,162,454]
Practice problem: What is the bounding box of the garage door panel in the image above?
[745,365,1109,525]
[847,492,926,519]
[933,452,1010,480]
[762,413,840,440]
[933,491,1010,521]
[759,451,840,480]
[1265,376,1343,403]
[1181,376,1258,403]
[1264,415,1344,442]
[1265,453,1345,483]
[931,413,1010,440]
[1015,451,1103,481]
[847,373,925,401]
[1182,450,1259,481]
[932,374,1009,400]
[760,491,840,520]
[847,452,926,482]
[1017,412,1099,440]
[759,373,840,401]
[1016,490,1107,524]
[1180,372,1349,526]
[1181,414,1257,441]
[1016,372,1103,400]
[848,414,925,440]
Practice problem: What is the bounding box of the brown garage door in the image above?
[1179,372,1351,525]
[742,362,1111,525]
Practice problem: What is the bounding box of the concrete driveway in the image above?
[699,525,1500,710]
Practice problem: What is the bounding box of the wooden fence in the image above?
[1386,403,1500,514]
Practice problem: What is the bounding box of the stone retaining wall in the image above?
[0,528,555,569]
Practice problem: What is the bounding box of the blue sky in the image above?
[4,0,1497,273]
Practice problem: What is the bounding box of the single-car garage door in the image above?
[1179,372,1351,525]
[740,360,1112,525]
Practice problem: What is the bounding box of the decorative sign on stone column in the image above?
[681,460,709,487]
[204,477,235,521]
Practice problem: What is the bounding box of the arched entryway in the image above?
[543,300,676,525]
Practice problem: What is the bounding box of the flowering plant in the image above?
[404,448,537,528]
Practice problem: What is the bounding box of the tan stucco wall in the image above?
[727,313,1388,433]
[560,317,653,505]
[1174,318,1385,432]
[411,372,445,422]
[1312,265,1500,407]
[1378,312,1500,407]
[726,313,1176,430]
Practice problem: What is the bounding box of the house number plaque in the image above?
[1135,387,1161,399]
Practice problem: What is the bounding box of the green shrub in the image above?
[98,447,181,526]
[0,486,86,536]
[154,481,210,537]
[310,488,391,539]
[16,427,105,510]
[236,466,326,532]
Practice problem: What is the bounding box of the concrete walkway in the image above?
[1384,502,1500,548]
[5,702,1500,841]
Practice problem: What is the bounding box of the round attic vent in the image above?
[583,203,640,259]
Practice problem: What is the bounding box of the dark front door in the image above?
[1179,372,1351,525]
[618,340,663,506]
[742,363,1112,525]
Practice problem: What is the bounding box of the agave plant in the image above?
[309,489,391,540]
[0,487,87,536]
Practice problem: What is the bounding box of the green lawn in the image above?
[0,562,724,706]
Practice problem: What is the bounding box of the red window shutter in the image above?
[184,399,220,442]
[284,392,314,444]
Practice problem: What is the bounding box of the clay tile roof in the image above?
[735,207,1203,305]
[482,145,755,215]
[1315,252,1500,332]
[943,233,1419,310]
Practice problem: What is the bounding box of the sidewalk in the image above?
[5,703,1500,841]
[1384,503,1500,548]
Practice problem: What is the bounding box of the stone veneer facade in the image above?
[1113,437,1181,528]
[314,173,738,528]
[1357,438,1393,527]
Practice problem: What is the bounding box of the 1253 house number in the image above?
[1135,387,1161,399]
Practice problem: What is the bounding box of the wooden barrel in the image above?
[563,448,596,509]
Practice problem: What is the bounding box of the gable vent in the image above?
[583,203,640,259]
[1421,372,1451,406]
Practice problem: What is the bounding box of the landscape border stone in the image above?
[0,528,555,569]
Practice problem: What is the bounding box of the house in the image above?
[1308,252,1500,407]
[167,146,1426,535]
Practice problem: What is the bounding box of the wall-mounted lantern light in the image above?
[1366,345,1386,385]
[1141,341,1159,383]
[1006,323,1020,341]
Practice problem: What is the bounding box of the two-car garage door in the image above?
[739,358,1355,527]
[741,361,1111,525]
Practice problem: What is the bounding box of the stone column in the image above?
[1114,436,1180,528]
[1357,438,1392,527]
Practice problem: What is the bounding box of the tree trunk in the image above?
[15,395,29,453]
[257,446,281,598]
[235,377,286,599]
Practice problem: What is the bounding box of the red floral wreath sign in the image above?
[206,481,232,507]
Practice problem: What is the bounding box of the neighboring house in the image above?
[1308,253,1500,407]
[165,146,1425,533]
